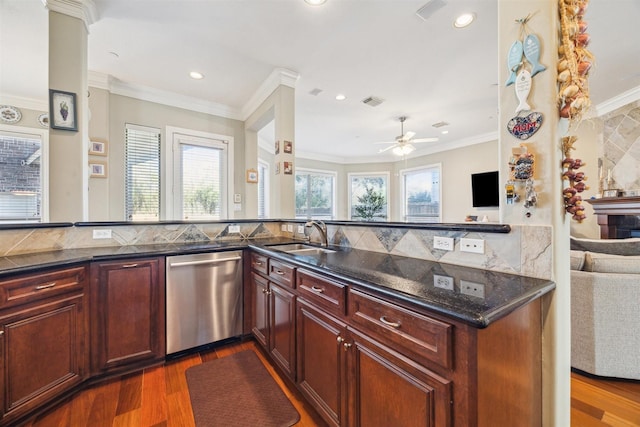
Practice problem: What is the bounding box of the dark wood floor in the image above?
[21,339,640,426]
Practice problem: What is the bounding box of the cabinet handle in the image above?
[310,286,324,293]
[343,342,352,351]
[254,261,264,266]
[379,316,401,329]
[35,282,56,290]
[262,288,268,294]
[122,263,139,268]
[274,269,285,275]
[336,336,345,344]
[0,330,4,336]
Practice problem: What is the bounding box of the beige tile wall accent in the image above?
[0,222,552,280]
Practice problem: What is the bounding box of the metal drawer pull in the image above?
[310,286,324,293]
[122,263,139,268]
[254,261,264,266]
[35,282,57,290]
[274,269,285,275]
[343,342,352,351]
[169,257,241,267]
[336,335,345,344]
[379,316,401,328]
[0,331,4,336]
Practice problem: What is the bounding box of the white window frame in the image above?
[165,126,234,220]
[258,158,270,219]
[295,167,337,220]
[399,163,442,223]
[347,171,390,221]
[0,124,49,223]
[124,123,161,221]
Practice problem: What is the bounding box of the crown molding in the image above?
[42,0,98,32]
[594,85,640,117]
[0,95,48,112]
[240,68,300,120]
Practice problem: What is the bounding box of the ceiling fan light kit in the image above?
[376,116,438,156]
[392,144,415,156]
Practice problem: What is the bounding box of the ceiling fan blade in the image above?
[373,141,397,145]
[378,145,396,153]
[403,131,416,141]
[410,137,439,143]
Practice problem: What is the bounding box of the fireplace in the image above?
[586,196,640,239]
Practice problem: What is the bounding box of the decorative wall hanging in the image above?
[558,0,593,125]
[284,161,293,175]
[38,113,49,128]
[562,136,589,222]
[275,140,280,155]
[89,161,108,178]
[284,141,293,154]
[89,140,108,156]
[506,144,538,216]
[505,14,547,141]
[246,168,258,183]
[0,105,22,124]
[49,89,78,131]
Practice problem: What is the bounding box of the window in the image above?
[401,164,441,223]
[171,131,231,220]
[348,173,389,221]
[295,169,336,219]
[0,128,46,223]
[258,159,269,218]
[125,124,161,221]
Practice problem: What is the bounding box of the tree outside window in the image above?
[295,170,334,219]
[350,175,388,221]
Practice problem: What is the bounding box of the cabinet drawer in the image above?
[349,289,453,369]
[0,266,87,309]
[251,253,268,275]
[268,259,295,288]
[297,269,346,316]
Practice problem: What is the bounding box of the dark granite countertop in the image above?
[0,238,554,329]
[250,243,555,328]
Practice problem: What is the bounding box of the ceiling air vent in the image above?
[432,121,449,128]
[309,88,323,96]
[416,0,447,21]
[362,96,385,107]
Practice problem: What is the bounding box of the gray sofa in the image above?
[570,237,640,380]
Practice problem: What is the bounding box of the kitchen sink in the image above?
[270,243,336,255]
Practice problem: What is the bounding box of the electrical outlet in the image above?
[460,280,485,298]
[281,224,287,232]
[433,274,454,290]
[433,236,454,251]
[460,238,485,254]
[228,225,240,233]
[93,229,112,239]
[297,225,305,234]
[287,224,294,232]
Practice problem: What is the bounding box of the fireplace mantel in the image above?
[586,196,640,238]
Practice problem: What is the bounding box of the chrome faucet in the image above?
[305,220,328,247]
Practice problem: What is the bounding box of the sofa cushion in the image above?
[583,251,640,274]
[570,236,640,256]
[570,250,586,271]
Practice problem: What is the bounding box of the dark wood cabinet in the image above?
[249,259,296,381]
[0,265,88,426]
[90,257,165,376]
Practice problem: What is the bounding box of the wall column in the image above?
[498,1,570,425]
[46,1,94,221]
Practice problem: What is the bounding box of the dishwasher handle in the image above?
[169,256,242,268]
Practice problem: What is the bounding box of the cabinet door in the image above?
[269,282,296,380]
[0,294,86,421]
[250,272,269,349]
[90,258,165,375]
[297,298,347,427]
[347,328,452,427]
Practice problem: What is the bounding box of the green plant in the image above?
[354,185,386,220]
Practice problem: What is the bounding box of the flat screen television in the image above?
[471,171,499,208]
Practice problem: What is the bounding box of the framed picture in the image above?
[246,168,258,183]
[275,140,280,155]
[49,89,78,131]
[284,140,293,154]
[89,140,108,156]
[284,161,293,175]
[89,161,108,178]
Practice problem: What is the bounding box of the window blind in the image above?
[180,144,222,220]
[258,160,268,218]
[0,133,42,222]
[125,124,161,221]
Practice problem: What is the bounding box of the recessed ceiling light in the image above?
[335,94,346,101]
[454,12,476,28]
[441,130,449,135]
[189,71,204,80]
[304,0,327,5]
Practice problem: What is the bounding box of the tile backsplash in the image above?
[0,221,552,280]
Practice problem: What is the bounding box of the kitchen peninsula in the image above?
[0,220,553,426]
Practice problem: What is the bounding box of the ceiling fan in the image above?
[375,116,438,156]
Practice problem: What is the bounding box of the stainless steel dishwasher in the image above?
[166,250,243,354]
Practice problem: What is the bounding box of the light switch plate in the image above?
[93,229,112,239]
[297,225,305,234]
[228,225,240,233]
